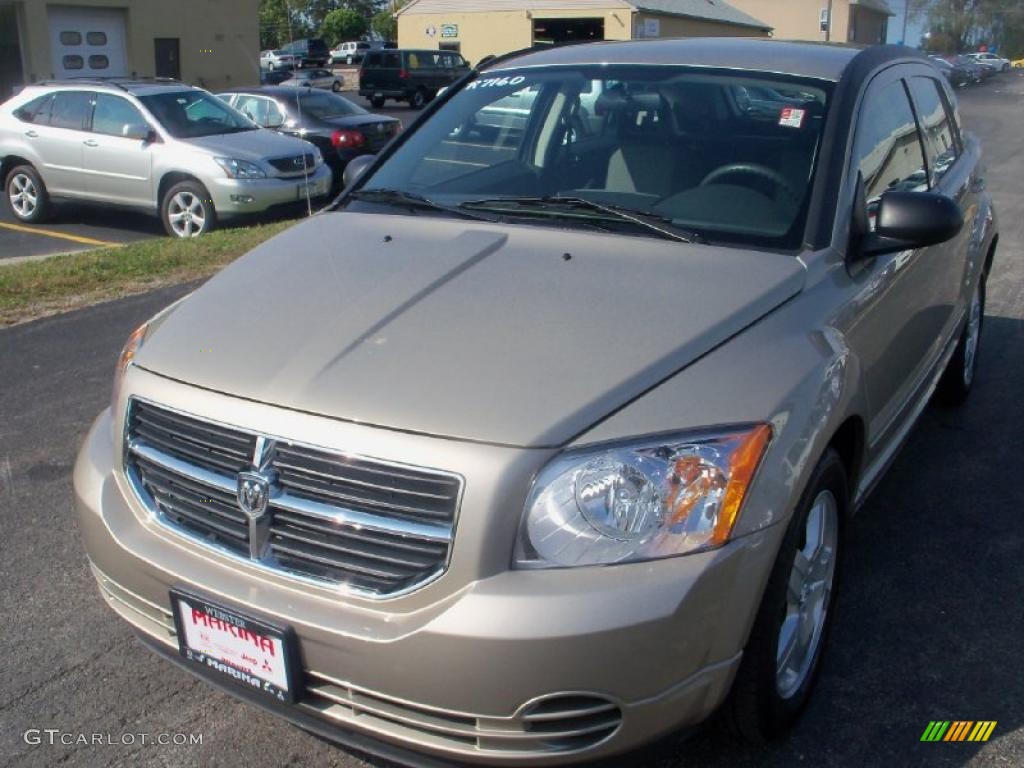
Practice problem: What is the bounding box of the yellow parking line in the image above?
[0,221,121,247]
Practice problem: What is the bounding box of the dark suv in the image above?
[359,48,469,109]
[282,38,330,68]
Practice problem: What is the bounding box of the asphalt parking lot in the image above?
[0,96,418,261]
[1,80,1022,768]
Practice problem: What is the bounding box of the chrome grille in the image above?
[124,399,461,596]
[268,153,316,176]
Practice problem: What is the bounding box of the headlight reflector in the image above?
[515,425,771,568]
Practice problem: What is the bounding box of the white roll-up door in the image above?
[48,6,128,79]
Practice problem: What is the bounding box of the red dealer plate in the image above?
[170,589,299,703]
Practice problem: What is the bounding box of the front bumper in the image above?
[207,164,332,216]
[75,397,783,765]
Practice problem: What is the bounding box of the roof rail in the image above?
[475,39,594,71]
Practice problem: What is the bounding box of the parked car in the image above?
[0,80,331,238]
[260,69,293,86]
[947,54,988,83]
[359,48,470,108]
[279,68,343,92]
[929,55,971,87]
[280,38,331,68]
[75,39,997,765]
[332,41,378,65]
[260,49,296,72]
[967,51,1011,72]
[1013,58,1024,69]
[219,87,400,187]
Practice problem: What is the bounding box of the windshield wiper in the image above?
[350,188,503,223]
[459,196,705,244]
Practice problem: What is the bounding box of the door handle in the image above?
[24,130,38,138]
[83,139,99,147]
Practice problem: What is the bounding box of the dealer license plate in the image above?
[170,589,298,703]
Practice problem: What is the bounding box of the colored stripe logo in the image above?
[921,721,997,742]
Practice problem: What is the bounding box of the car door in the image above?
[81,93,156,207]
[30,90,93,196]
[843,68,946,450]
[905,69,976,357]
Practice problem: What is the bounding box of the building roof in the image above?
[632,0,769,30]
[398,0,770,31]
[487,37,879,82]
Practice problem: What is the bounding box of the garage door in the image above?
[48,6,128,79]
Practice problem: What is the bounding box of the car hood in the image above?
[183,129,313,162]
[135,212,806,447]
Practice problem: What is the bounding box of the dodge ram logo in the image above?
[237,471,271,520]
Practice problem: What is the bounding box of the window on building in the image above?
[86,31,107,46]
[88,55,109,70]
[59,31,82,46]
[62,55,84,70]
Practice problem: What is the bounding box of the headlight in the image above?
[110,296,189,415]
[213,157,266,179]
[514,425,772,568]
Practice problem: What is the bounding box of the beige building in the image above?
[397,0,772,67]
[727,0,892,44]
[0,0,261,100]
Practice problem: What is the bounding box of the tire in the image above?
[410,88,428,109]
[5,164,50,223]
[370,96,385,109]
[721,449,846,744]
[331,80,342,93]
[161,180,216,239]
[935,277,985,406]
[346,56,353,66]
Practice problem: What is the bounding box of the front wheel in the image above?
[331,80,342,92]
[721,449,846,743]
[936,278,985,405]
[346,56,353,66]
[410,88,428,109]
[161,181,216,238]
[5,164,51,223]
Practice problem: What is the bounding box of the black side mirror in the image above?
[343,154,376,188]
[857,190,963,258]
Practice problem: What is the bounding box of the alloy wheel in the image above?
[9,173,38,219]
[776,489,839,699]
[167,191,206,238]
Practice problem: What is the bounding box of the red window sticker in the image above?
[778,107,806,129]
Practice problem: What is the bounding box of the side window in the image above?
[50,91,94,130]
[364,52,381,67]
[13,94,55,124]
[92,94,147,137]
[383,52,400,68]
[853,78,927,224]
[908,76,958,186]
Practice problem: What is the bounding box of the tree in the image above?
[910,0,1024,54]
[372,8,397,41]
[321,8,368,45]
[259,0,311,50]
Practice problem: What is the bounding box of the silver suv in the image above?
[0,80,332,237]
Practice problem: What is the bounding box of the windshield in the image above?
[356,66,831,248]
[289,90,366,119]
[139,91,256,138]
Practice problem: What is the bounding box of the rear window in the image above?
[364,52,382,67]
[13,93,55,124]
[307,39,329,54]
[290,90,366,118]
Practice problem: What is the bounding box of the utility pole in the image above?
[902,0,910,45]
[826,0,834,42]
